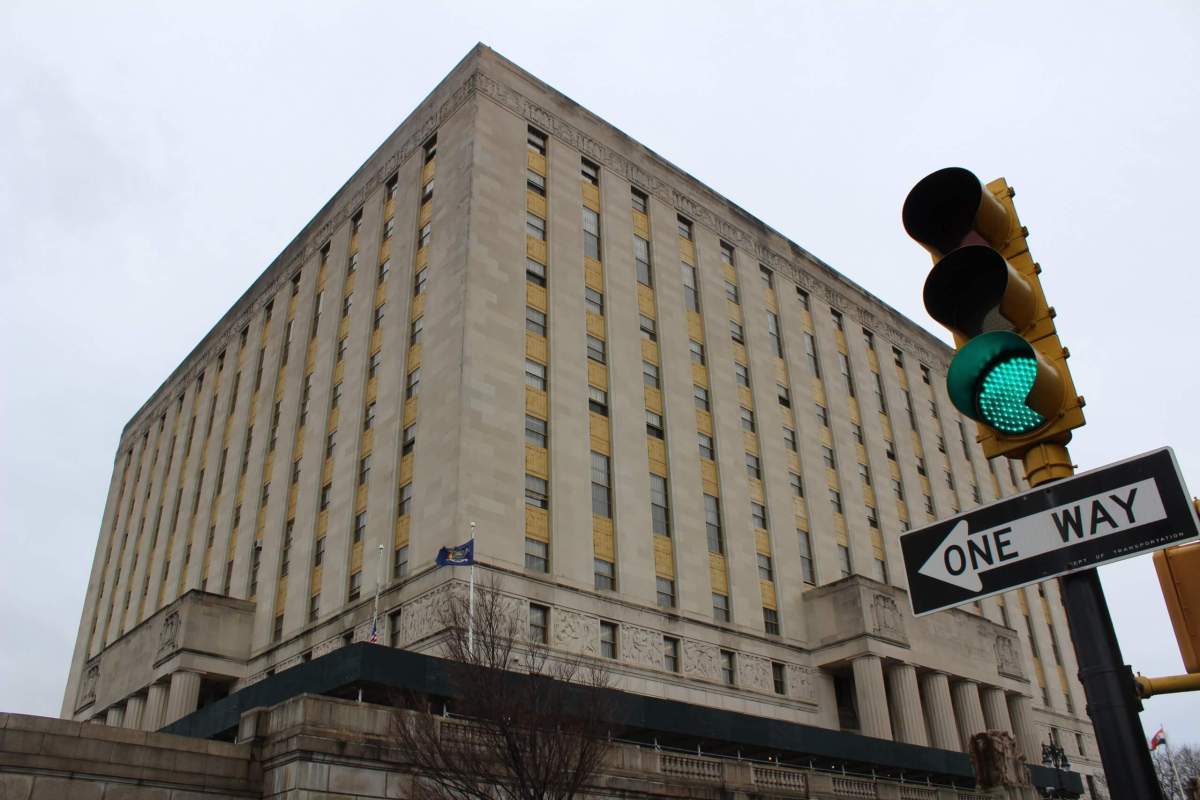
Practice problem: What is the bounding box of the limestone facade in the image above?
[60,44,1105,795]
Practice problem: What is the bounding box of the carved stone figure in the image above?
[158,611,181,656]
[995,634,1023,678]
[552,609,598,655]
[78,661,100,708]
[871,593,906,642]
[682,639,720,681]
[620,625,660,669]
[738,654,773,693]
[787,664,819,703]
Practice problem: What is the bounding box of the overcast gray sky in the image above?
[3,0,1198,744]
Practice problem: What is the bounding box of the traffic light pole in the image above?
[1026,443,1163,799]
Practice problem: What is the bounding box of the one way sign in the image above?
[901,448,1200,616]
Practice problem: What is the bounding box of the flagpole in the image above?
[371,543,385,642]
[1164,725,1183,800]
[468,521,477,658]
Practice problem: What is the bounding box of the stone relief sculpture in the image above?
[552,609,599,656]
[682,639,720,682]
[995,634,1024,678]
[158,610,181,657]
[786,664,819,703]
[871,593,906,642]
[621,624,661,669]
[401,584,454,645]
[78,661,100,708]
[738,654,773,693]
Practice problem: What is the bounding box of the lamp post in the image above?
[1041,739,1071,799]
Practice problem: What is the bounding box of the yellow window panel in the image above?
[760,580,777,609]
[526,151,546,176]
[395,516,410,546]
[525,506,549,541]
[525,332,548,363]
[789,452,802,473]
[855,444,869,465]
[411,292,427,320]
[374,284,387,308]
[587,361,608,391]
[743,431,759,455]
[287,295,298,319]
[398,454,413,485]
[755,529,772,554]
[867,349,879,371]
[384,198,395,220]
[366,376,380,403]
[897,369,909,391]
[640,338,659,364]
[584,258,604,289]
[526,192,546,219]
[910,430,923,455]
[835,329,847,354]
[585,312,605,338]
[421,158,435,184]
[355,484,368,512]
[275,578,287,608]
[863,486,876,508]
[351,540,364,570]
[728,302,743,324]
[321,459,334,485]
[733,343,748,364]
[869,529,885,551]
[263,453,275,480]
[887,459,900,480]
[709,553,728,591]
[919,476,931,495]
[764,289,778,312]
[525,283,547,314]
[581,182,600,210]
[337,315,350,340]
[644,386,662,414]
[589,413,610,454]
[287,492,298,519]
[748,480,764,504]
[311,566,323,593]
[820,427,833,449]
[647,438,668,476]
[592,518,614,560]
[327,407,341,433]
[700,459,719,495]
[679,239,696,265]
[834,515,849,544]
[695,410,712,436]
[344,271,357,295]
[525,444,549,479]
[637,285,656,316]
[722,263,737,282]
[333,359,346,385]
[419,201,432,227]
[360,428,374,455]
[848,398,861,424]
[812,379,827,407]
[274,371,288,402]
[632,212,649,239]
[415,245,429,269]
[654,535,675,577]
[403,398,418,427]
[526,237,547,265]
[686,312,704,343]
[525,387,548,418]
[691,362,709,388]
[879,413,893,440]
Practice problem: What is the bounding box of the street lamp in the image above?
[1041,739,1071,798]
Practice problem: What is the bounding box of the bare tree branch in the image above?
[391,573,614,800]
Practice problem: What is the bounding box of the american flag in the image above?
[369,619,379,644]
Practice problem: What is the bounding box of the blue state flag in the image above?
[436,539,475,567]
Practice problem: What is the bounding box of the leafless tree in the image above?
[391,574,614,800]
[1153,743,1200,800]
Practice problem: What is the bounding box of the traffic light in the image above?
[902,168,1084,464]
[1154,540,1200,674]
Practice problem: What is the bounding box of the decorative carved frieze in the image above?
[620,624,662,670]
[552,609,599,656]
[682,639,720,682]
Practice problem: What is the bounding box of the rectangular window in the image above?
[527,169,545,196]
[413,267,428,295]
[529,604,549,643]
[730,320,744,343]
[525,415,547,448]
[639,314,657,342]
[405,367,420,399]
[892,346,905,369]
[586,334,606,364]
[527,127,547,155]
[714,595,731,625]
[822,446,837,469]
[720,241,735,265]
[663,635,680,671]
[313,536,325,566]
[310,594,321,623]
[591,452,612,517]
[681,263,700,312]
[646,410,664,439]
[581,159,600,185]
[867,506,880,529]
[373,303,386,331]
[921,364,932,385]
[757,551,774,581]
[423,135,437,163]
[526,306,546,336]
[783,427,797,452]
[725,280,740,305]
[763,608,780,636]
[401,424,415,456]
[363,401,377,431]
[677,215,693,240]
[694,385,710,411]
[525,360,547,391]
[631,187,648,213]
[594,558,615,590]
[394,544,408,577]
[588,386,609,416]
[698,432,715,460]
[804,333,821,378]
[830,488,843,514]
[657,577,676,609]
[348,570,363,601]
[318,482,330,510]
[585,287,604,316]
[789,471,804,498]
[740,406,756,432]
[642,361,660,389]
[634,236,653,286]
[772,662,787,694]
[719,649,736,684]
[798,530,816,584]
[353,511,367,543]
[746,452,762,480]
[600,621,618,659]
[760,264,775,289]
[852,423,865,445]
[416,224,431,250]
[525,259,545,287]
[525,474,549,509]
[650,474,671,536]
[735,362,750,387]
[838,544,852,577]
[369,350,383,379]
[526,213,546,241]
[705,494,723,553]
[409,316,423,345]
[767,312,783,357]
[582,208,601,260]
[858,462,872,486]
[689,340,705,365]
[778,384,791,408]
[378,258,391,281]
[831,309,844,331]
[751,502,768,530]
[525,538,548,572]
[398,483,412,517]
[358,455,371,486]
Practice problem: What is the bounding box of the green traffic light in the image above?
[978,355,1044,434]
[946,331,1048,436]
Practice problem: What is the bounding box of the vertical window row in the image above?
[633,187,676,607]
[581,158,616,592]
[524,127,552,574]
[833,320,883,584]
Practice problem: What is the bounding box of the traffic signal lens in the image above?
[978,355,1044,434]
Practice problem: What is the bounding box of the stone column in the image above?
[851,655,893,740]
[886,662,928,746]
[122,695,146,730]
[951,680,987,750]
[980,686,1013,734]
[1007,693,1042,763]
[164,671,202,725]
[142,682,169,731]
[104,704,124,727]
[919,671,960,751]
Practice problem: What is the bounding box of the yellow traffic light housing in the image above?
[1154,540,1200,674]
[903,168,1085,463]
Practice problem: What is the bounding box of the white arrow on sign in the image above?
[919,477,1167,591]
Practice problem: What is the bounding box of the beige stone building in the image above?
[59,44,1102,796]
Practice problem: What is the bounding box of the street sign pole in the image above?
[1031,446,1162,800]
